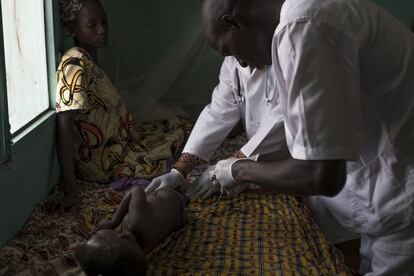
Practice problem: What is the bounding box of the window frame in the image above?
[0,0,59,165]
[0,8,11,165]
[44,0,59,109]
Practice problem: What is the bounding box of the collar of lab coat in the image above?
[238,64,265,80]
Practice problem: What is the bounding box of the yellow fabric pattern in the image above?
[56,47,190,183]
[0,187,352,276]
[146,192,352,275]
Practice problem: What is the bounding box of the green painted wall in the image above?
[84,0,414,118]
[374,0,413,28]
[0,118,60,245]
[0,0,60,246]
[85,0,222,118]
[61,1,414,119]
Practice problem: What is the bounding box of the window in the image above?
[0,8,10,164]
[0,0,57,165]
[1,0,50,134]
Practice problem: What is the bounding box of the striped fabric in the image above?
[146,192,352,275]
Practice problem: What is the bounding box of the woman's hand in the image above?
[42,190,81,214]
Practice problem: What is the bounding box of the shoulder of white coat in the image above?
[221,56,253,79]
[218,57,238,83]
[277,0,358,33]
[221,56,239,71]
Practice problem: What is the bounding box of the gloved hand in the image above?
[212,157,243,195]
[145,169,185,193]
[185,165,219,199]
[212,158,261,198]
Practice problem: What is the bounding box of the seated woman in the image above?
[48,0,188,212]
[75,186,188,276]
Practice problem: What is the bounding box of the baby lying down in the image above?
[75,186,188,276]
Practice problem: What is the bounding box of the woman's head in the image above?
[59,0,108,50]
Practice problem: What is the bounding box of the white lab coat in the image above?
[183,56,285,161]
[273,0,414,273]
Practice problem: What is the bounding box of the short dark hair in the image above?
[75,241,146,276]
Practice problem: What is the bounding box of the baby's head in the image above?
[59,0,108,48]
[75,229,146,276]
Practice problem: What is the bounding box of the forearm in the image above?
[173,152,206,176]
[256,147,291,162]
[182,83,241,162]
[109,191,132,226]
[56,111,78,195]
[236,145,290,161]
[240,104,286,158]
[232,158,346,196]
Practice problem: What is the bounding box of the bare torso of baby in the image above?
[121,188,185,253]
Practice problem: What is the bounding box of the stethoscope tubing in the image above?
[234,66,275,106]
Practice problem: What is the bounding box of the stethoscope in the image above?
[234,68,244,105]
[234,66,275,106]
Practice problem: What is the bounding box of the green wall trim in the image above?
[12,111,56,151]
[44,0,59,107]
[0,6,11,165]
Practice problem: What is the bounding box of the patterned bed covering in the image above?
[0,137,352,276]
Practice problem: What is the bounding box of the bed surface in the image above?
[0,137,352,275]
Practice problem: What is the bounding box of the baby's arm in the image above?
[92,189,133,234]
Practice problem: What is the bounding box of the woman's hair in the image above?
[59,0,84,27]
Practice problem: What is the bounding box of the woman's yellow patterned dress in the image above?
[56,47,189,183]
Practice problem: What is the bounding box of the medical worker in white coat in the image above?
[201,0,414,274]
[145,56,286,198]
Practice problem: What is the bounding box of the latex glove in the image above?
[185,165,219,199]
[212,157,243,195]
[145,169,185,193]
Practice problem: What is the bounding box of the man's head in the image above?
[59,0,109,49]
[75,229,146,276]
[201,0,284,69]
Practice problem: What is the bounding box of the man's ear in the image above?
[221,14,241,29]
